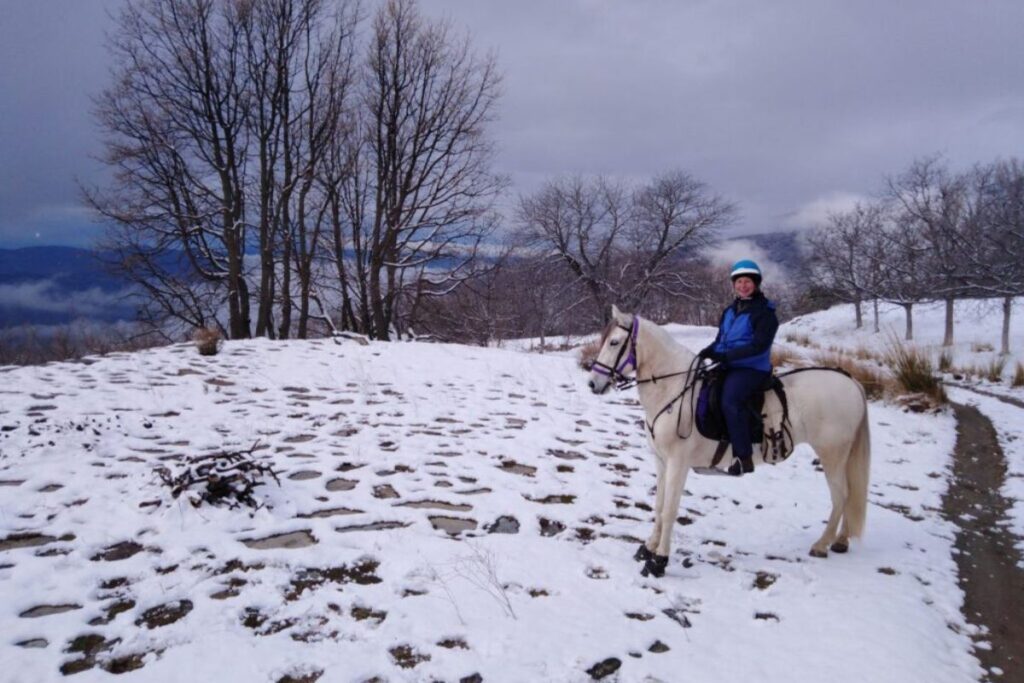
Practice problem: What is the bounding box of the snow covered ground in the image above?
[4,298,1019,681]
[782,298,1024,397]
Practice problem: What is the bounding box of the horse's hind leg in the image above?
[831,519,851,554]
[810,453,849,558]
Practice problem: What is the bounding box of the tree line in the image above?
[90,1,1022,354]
[807,157,1024,354]
[88,0,503,342]
[87,0,738,345]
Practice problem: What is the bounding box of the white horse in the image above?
[587,306,871,577]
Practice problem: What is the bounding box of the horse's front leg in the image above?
[636,454,666,563]
[642,455,690,578]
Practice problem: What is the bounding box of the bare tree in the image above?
[517,170,734,325]
[516,176,630,327]
[807,202,886,330]
[874,211,932,340]
[972,159,1024,354]
[89,0,361,341]
[340,0,505,340]
[887,157,977,346]
[624,170,736,307]
[89,0,254,338]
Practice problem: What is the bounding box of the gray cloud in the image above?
[2,0,1023,247]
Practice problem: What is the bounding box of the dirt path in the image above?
[945,381,1024,410]
[945,401,1024,681]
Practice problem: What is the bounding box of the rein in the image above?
[644,354,713,439]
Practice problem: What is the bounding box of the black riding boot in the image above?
[728,456,755,476]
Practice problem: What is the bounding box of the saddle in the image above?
[695,368,793,465]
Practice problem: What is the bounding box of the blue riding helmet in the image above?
[730,259,762,285]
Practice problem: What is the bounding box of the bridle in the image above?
[589,315,714,437]
[589,317,640,391]
[590,316,705,392]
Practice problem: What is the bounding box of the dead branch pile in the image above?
[154,444,280,510]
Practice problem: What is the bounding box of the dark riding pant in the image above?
[721,367,770,461]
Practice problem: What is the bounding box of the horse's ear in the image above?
[611,304,628,324]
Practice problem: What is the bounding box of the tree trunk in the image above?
[943,297,954,347]
[854,298,863,329]
[278,228,293,339]
[1002,296,1012,356]
[370,258,388,340]
[903,303,914,341]
[873,299,880,333]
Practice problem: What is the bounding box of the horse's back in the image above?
[771,369,867,449]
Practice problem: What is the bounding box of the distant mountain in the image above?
[0,246,136,327]
[731,230,809,279]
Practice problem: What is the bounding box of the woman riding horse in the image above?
[698,259,778,476]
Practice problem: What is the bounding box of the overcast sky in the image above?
[2,0,1023,248]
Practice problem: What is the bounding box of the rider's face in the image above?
[733,276,756,298]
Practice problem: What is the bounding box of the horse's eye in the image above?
[609,340,620,347]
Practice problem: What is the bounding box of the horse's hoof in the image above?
[830,540,849,554]
[809,547,828,559]
[634,543,654,563]
[641,555,669,578]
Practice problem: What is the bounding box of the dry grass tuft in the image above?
[578,338,602,371]
[851,345,880,362]
[784,333,813,348]
[885,337,946,404]
[949,363,978,380]
[937,349,954,373]
[1012,362,1024,388]
[983,356,1007,383]
[193,327,223,356]
[811,350,891,400]
[771,345,802,369]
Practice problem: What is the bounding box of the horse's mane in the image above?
[638,316,692,360]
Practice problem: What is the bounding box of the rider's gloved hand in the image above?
[698,347,725,363]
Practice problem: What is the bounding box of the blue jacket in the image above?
[707,292,778,372]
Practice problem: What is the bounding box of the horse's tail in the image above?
[844,403,871,539]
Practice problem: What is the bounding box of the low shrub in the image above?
[1013,362,1024,388]
[885,337,946,404]
[193,327,223,356]
[971,341,995,353]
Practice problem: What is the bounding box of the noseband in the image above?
[590,317,640,390]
